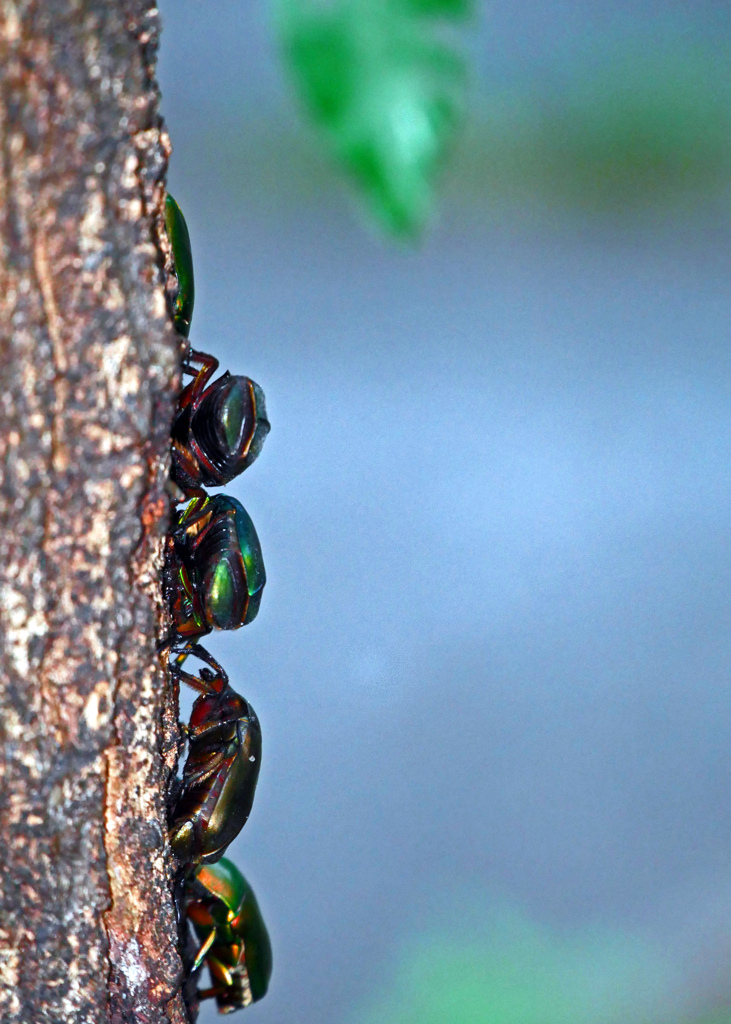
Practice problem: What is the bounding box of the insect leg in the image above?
[192,927,217,971]
[179,349,220,412]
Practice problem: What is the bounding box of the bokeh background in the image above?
[157,2,731,1022]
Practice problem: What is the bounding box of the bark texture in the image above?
[0,2,187,1022]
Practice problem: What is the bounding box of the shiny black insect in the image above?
[171,349,270,498]
[165,194,272,1012]
[170,644,262,868]
[165,195,270,499]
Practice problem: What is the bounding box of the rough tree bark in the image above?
[0,3,189,1022]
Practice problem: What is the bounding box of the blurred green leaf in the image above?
[276,0,473,235]
[390,0,474,18]
[349,908,676,1024]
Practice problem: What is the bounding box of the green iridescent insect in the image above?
[170,645,262,867]
[165,193,195,338]
[165,493,266,643]
[187,857,273,1013]
[165,194,270,498]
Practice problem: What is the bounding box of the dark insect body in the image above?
[188,857,273,1013]
[165,193,195,338]
[166,493,266,642]
[170,645,262,867]
[165,193,273,1012]
[171,349,270,497]
[165,194,270,499]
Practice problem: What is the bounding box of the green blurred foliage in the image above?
[348,907,680,1024]
[472,47,731,212]
[342,895,731,1024]
[198,42,731,226]
[276,0,474,235]
[392,0,473,17]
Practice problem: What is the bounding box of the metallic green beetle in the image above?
[165,493,267,642]
[165,193,195,337]
[187,857,273,1012]
[170,645,262,866]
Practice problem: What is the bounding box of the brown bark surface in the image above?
[0,2,187,1021]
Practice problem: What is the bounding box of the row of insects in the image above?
[163,195,272,1015]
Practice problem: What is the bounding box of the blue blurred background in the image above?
[157,3,731,1021]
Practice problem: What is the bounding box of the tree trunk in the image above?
[0,3,187,1022]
